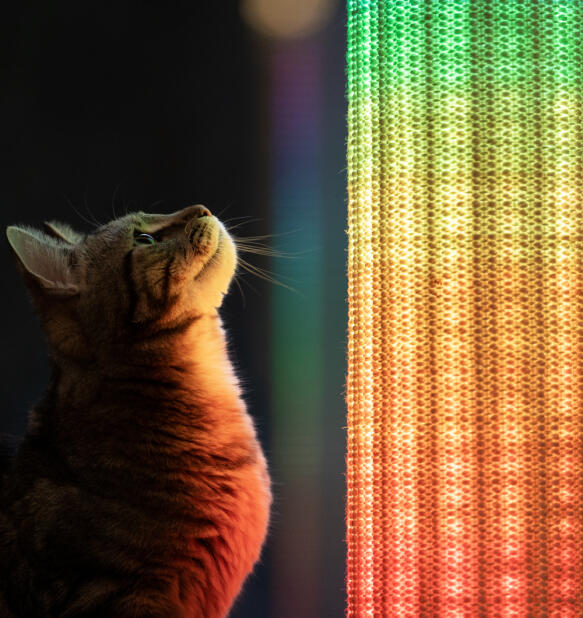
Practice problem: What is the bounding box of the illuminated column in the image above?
[346,1,583,615]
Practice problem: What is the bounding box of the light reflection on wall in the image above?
[269,39,324,618]
[241,1,342,616]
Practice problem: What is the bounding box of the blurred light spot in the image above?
[240,0,337,40]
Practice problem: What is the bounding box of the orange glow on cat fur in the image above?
[1,205,271,617]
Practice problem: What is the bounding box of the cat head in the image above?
[6,205,237,360]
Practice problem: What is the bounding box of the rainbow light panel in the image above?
[346,1,583,616]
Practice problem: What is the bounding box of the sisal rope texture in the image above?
[346,1,583,615]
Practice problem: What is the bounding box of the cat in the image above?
[0,205,272,617]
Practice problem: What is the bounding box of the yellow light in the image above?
[240,0,337,39]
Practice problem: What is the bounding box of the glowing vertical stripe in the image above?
[270,40,324,618]
[381,3,421,614]
[346,1,583,615]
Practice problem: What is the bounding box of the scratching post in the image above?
[346,1,583,614]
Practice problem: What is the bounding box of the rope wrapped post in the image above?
[346,1,583,615]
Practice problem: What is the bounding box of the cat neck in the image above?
[25,312,256,480]
[44,312,245,421]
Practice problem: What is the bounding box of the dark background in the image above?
[0,2,346,616]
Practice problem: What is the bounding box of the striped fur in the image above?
[1,206,271,617]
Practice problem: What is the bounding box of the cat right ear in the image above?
[6,226,80,297]
[43,221,85,245]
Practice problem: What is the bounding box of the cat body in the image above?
[0,206,271,617]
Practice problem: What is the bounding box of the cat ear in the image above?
[43,220,85,245]
[6,226,80,297]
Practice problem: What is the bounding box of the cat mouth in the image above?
[193,229,222,279]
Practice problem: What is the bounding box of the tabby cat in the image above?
[0,205,272,617]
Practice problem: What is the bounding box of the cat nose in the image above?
[193,205,212,218]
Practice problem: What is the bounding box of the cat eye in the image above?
[134,233,156,246]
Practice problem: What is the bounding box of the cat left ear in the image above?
[6,226,80,297]
[43,221,85,245]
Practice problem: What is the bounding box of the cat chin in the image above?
[188,227,237,310]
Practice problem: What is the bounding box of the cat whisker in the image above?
[222,215,257,225]
[232,227,304,242]
[233,235,313,259]
[111,183,121,220]
[224,218,264,233]
[231,274,247,309]
[234,244,292,258]
[83,191,103,227]
[236,257,299,295]
[63,194,98,230]
[231,235,275,241]
[236,255,289,281]
[235,238,316,258]
[222,214,254,222]
[234,272,261,297]
[216,204,235,219]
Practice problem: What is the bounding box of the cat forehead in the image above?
[82,214,141,244]
[90,212,178,235]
